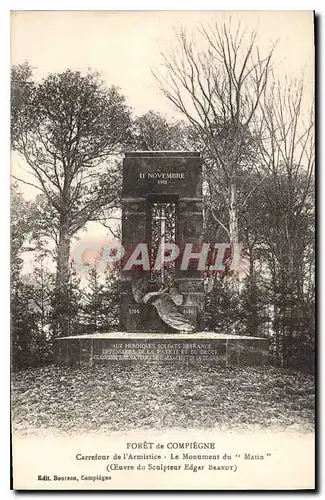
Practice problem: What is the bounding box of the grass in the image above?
[11,364,315,435]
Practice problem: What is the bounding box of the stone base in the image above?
[54,332,270,367]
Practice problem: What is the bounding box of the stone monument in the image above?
[54,151,270,366]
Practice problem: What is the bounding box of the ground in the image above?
[11,364,315,435]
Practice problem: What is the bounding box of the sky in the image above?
[11,11,314,117]
[10,10,314,272]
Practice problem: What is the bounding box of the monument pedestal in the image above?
[54,332,270,366]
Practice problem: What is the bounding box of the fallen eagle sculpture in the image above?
[132,275,195,333]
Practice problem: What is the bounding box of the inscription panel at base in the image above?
[92,340,226,363]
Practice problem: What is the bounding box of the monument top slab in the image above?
[122,150,202,199]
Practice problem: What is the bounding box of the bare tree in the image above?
[256,78,314,365]
[155,20,274,245]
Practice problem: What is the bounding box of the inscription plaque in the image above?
[93,341,226,363]
[55,335,270,367]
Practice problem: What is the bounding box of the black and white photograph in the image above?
[10,9,315,490]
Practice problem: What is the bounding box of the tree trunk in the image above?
[248,247,258,337]
[55,215,71,336]
[228,183,238,245]
[227,182,240,334]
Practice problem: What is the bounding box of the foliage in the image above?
[205,275,241,334]
[11,62,36,147]
[11,268,55,369]
[11,183,54,368]
[81,265,120,332]
[11,280,49,369]
[11,183,46,273]
[132,110,189,150]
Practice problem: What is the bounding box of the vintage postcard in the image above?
[10,10,315,490]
